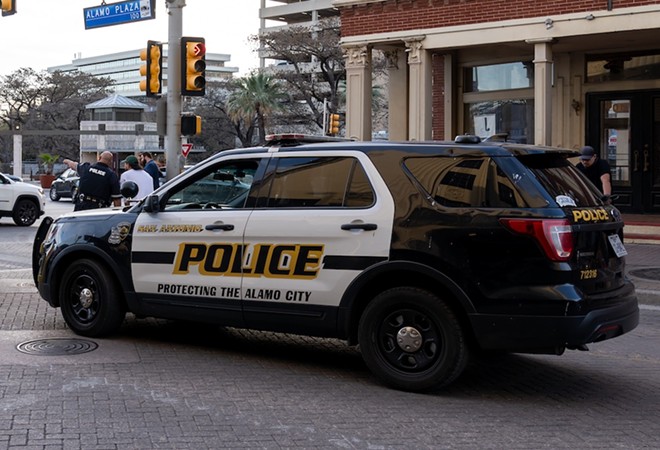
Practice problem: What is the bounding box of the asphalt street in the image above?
[0,198,659,449]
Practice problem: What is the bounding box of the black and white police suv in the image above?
[33,135,638,391]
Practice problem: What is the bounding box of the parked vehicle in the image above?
[3,173,24,183]
[49,168,80,202]
[0,172,46,226]
[33,134,638,391]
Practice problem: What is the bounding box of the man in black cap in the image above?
[63,151,122,211]
[576,146,612,197]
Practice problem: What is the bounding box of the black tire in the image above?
[12,199,39,226]
[49,186,61,201]
[59,258,125,337]
[358,287,469,392]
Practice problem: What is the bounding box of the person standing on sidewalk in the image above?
[138,151,161,190]
[63,151,121,211]
[119,155,154,205]
[576,145,612,197]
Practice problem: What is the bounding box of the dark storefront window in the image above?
[587,51,660,83]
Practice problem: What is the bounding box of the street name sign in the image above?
[83,0,155,30]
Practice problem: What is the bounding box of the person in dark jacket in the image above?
[63,151,121,211]
[138,151,160,190]
[576,146,612,196]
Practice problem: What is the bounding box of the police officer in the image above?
[63,151,122,211]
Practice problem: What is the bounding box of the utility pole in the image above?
[165,0,184,181]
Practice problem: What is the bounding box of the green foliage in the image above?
[38,153,60,174]
[227,73,284,145]
[252,17,345,129]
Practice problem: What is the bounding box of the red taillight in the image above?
[500,218,574,261]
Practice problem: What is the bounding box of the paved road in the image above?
[0,199,659,449]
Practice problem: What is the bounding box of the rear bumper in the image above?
[470,283,639,351]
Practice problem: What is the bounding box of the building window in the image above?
[587,51,660,83]
[464,62,533,92]
[462,61,534,143]
[464,100,534,144]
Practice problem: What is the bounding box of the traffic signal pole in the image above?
[165,0,184,181]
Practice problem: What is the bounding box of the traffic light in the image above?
[1,0,16,16]
[139,40,162,97]
[181,36,206,96]
[328,113,341,135]
[181,114,202,136]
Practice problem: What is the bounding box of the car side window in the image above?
[404,156,527,208]
[163,159,259,211]
[261,156,375,208]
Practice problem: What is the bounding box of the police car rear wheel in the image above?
[59,259,125,337]
[358,287,469,392]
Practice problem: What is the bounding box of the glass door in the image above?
[587,91,660,213]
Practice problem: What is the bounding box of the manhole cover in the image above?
[16,338,98,356]
[629,268,660,281]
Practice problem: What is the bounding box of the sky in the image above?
[0,0,262,77]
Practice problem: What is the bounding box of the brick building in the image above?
[335,0,660,213]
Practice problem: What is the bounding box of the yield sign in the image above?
[182,143,193,158]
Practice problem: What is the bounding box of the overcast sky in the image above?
[0,1,261,76]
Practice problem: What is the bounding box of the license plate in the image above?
[608,234,628,257]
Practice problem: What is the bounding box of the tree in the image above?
[253,18,345,129]
[226,73,284,145]
[0,68,113,163]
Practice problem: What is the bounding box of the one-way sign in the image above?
[84,0,155,30]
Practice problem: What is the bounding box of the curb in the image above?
[636,289,660,306]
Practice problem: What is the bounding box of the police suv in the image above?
[33,135,639,391]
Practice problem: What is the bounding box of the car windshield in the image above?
[163,160,258,211]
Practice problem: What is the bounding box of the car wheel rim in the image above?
[68,274,99,324]
[18,205,36,225]
[377,309,441,373]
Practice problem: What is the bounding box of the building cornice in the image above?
[333,0,385,7]
[339,4,660,49]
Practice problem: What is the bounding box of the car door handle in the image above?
[341,223,377,231]
[205,223,234,231]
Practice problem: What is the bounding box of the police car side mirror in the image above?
[143,194,161,213]
[120,181,139,199]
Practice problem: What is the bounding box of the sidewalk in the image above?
[625,243,660,306]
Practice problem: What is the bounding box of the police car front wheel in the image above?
[59,258,125,337]
[358,287,469,392]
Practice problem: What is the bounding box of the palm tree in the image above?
[226,73,283,145]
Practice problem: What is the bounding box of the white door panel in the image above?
[131,210,250,299]
[242,151,394,307]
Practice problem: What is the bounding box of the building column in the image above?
[527,38,554,146]
[405,37,431,141]
[384,48,408,141]
[343,44,372,141]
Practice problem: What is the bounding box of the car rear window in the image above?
[516,154,603,207]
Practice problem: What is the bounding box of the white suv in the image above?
[0,173,46,226]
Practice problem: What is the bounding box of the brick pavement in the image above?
[0,242,659,448]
